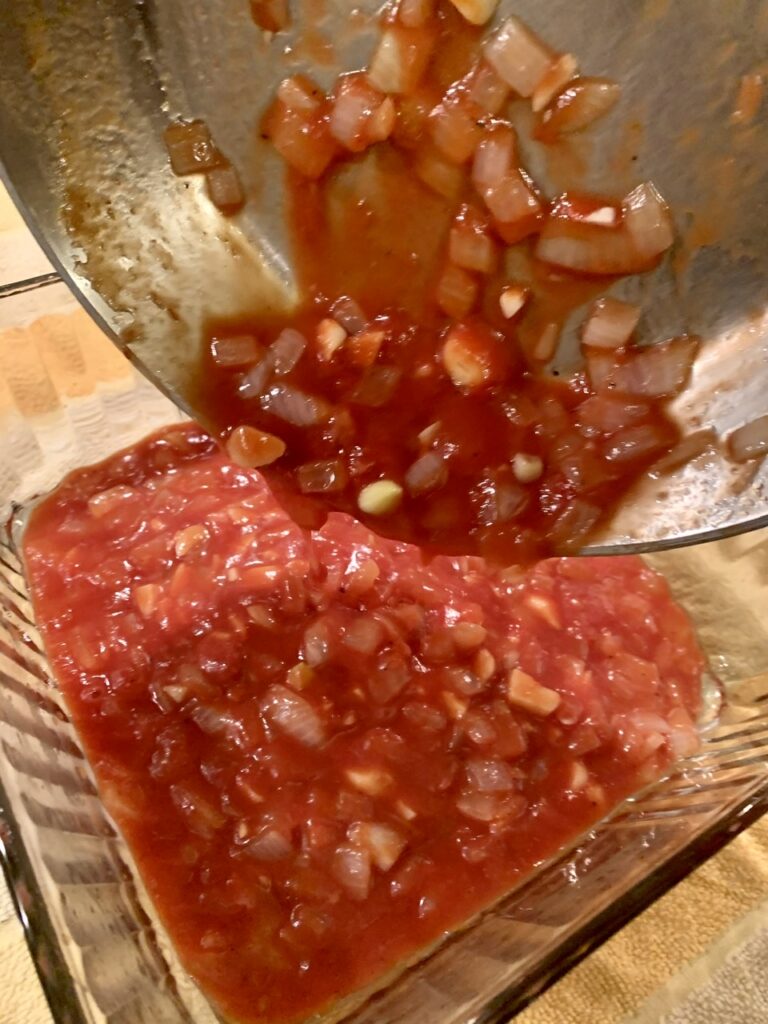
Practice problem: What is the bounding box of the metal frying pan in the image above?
[0,0,767,554]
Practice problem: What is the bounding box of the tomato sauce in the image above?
[180,2,695,564]
[24,425,704,1024]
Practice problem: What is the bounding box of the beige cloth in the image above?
[1,187,767,1024]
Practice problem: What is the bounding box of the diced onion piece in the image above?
[473,648,496,681]
[604,423,670,463]
[727,415,768,463]
[297,459,349,494]
[582,297,641,350]
[540,77,621,135]
[436,263,479,319]
[583,206,619,227]
[430,95,482,163]
[605,336,699,399]
[260,684,326,746]
[331,296,367,333]
[330,73,395,153]
[358,480,404,516]
[499,284,529,319]
[484,171,542,243]
[205,164,245,214]
[348,327,386,368]
[465,757,516,792]
[244,827,293,861]
[270,328,306,374]
[317,318,348,360]
[333,844,371,900]
[226,425,286,468]
[164,120,223,175]
[452,621,487,650]
[134,583,160,617]
[512,453,543,483]
[532,53,579,113]
[448,0,499,25]
[536,182,674,275]
[624,182,676,264]
[472,122,516,191]
[484,17,553,98]
[463,61,511,115]
[174,524,209,559]
[442,321,503,390]
[286,663,315,690]
[405,452,448,496]
[349,822,407,871]
[456,791,525,822]
[414,143,465,198]
[249,0,290,32]
[277,75,321,113]
[449,204,497,273]
[442,690,469,719]
[530,321,560,362]
[350,366,402,407]
[262,384,329,425]
[576,394,651,435]
[506,668,561,716]
[345,766,393,796]
[569,760,589,791]
[524,592,561,628]
[368,25,434,95]
[211,334,261,368]
[264,78,337,178]
[547,498,601,552]
[398,0,434,28]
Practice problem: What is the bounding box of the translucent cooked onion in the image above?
[296,459,349,494]
[536,182,674,275]
[581,297,640,350]
[430,95,482,164]
[333,844,372,899]
[472,123,516,191]
[483,172,542,242]
[603,423,670,464]
[270,328,306,374]
[262,384,329,426]
[483,16,553,98]
[243,826,293,861]
[260,684,326,746]
[368,25,434,95]
[205,165,245,215]
[330,74,394,153]
[211,334,261,368]
[348,822,407,871]
[608,336,699,399]
[727,415,768,463]
[651,428,716,473]
[331,296,367,334]
[368,651,411,704]
[436,263,479,319]
[576,394,651,435]
[164,120,223,176]
[539,77,621,136]
[405,451,449,496]
[465,757,517,791]
[448,0,499,26]
[264,79,337,178]
[341,616,386,655]
[449,204,497,273]
[531,53,578,113]
[463,60,511,115]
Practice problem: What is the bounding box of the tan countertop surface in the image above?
[0,184,767,1024]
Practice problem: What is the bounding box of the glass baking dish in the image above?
[0,279,767,1024]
